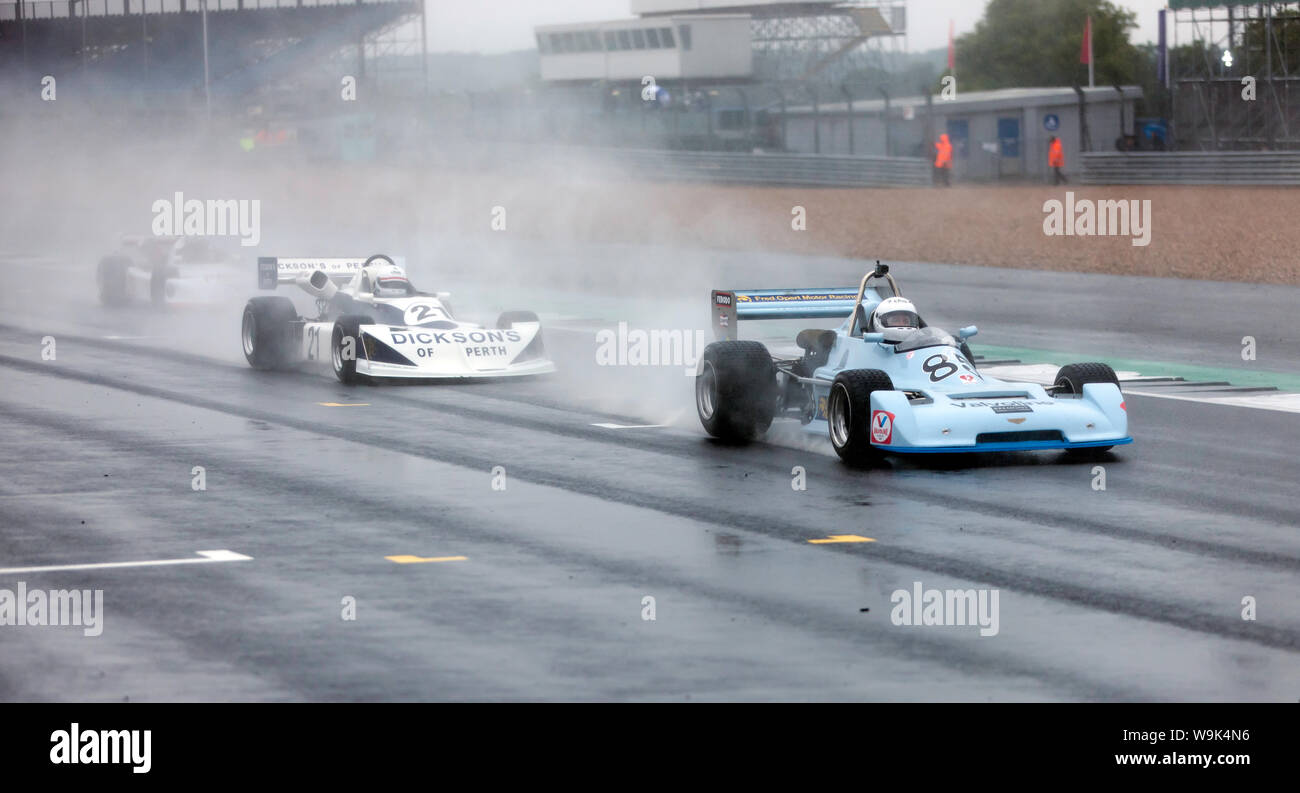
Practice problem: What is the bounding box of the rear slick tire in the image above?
[241,297,298,370]
[696,341,777,442]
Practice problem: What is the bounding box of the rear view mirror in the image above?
[959,325,978,339]
[862,332,885,343]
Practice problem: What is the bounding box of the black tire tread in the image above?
[1055,362,1119,393]
[830,368,895,466]
[1056,362,1121,456]
[97,256,130,307]
[697,340,777,442]
[332,314,372,384]
[242,296,298,370]
[496,310,539,328]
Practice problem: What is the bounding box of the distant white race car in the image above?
[97,236,242,308]
[240,254,555,383]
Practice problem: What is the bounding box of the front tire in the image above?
[332,314,372,384]
[696,341,777,442]
[496,310,538,328]
[241,297,298,370]
[150,264,169,308]
[1055,362,1121,455]
[828,369,895,466]
[1053,362,1119,394]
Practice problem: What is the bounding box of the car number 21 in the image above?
[404,303,442,325]
[306,326,322,360]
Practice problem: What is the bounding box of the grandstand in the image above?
[0,0,425,107]
[538,1,904,85]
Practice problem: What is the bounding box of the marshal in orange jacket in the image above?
[1048,137,1065,168]
[934,134,953,168]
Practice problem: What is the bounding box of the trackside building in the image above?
[780,86,1143,181]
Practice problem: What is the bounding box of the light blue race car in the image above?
[695,263,1131,465]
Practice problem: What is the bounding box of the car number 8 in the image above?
[923,353,959,382]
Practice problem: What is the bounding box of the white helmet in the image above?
[363,263,411,297]
[871,296,921,331]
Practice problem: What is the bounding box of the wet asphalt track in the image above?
[1,245,1298,701]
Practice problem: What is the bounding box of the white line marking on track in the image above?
[591,422,667,430]
[546,322,1300,413]
[0,550,253,576]
[983,363,1300,414]
[1124,389,1300,414]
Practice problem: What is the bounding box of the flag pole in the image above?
[947,19,955,77]
[1088,16,1095,88]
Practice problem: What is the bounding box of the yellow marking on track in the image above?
[807,535,876,544]
[318,402,370,407]
[385,555,468,564]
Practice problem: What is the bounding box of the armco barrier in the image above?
[602,148,932,188]
[1081,151,1300,185]
[426,143,932,187]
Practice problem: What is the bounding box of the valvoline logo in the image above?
[871,410,894,444]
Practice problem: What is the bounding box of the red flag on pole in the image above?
[947,19,955,71]
[1081,16,1094,87]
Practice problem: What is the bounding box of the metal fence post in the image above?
[879,86,891,157]
[808,84,820,155]
[842,83,854,155]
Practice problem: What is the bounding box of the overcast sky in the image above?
[426,0,1175,55]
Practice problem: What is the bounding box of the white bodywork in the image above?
[263,257,555,380]
[102,236,242,307]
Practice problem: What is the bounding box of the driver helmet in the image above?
[365,263,411,297]
[871,296,922,332]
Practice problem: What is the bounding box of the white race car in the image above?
[240,254,555,382]
[97,236,242,308]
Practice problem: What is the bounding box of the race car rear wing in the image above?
[711,288,868,341]
[258,257,369,290]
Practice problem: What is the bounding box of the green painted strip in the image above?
[976,345,1300,393]
[447,290,1300,393]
